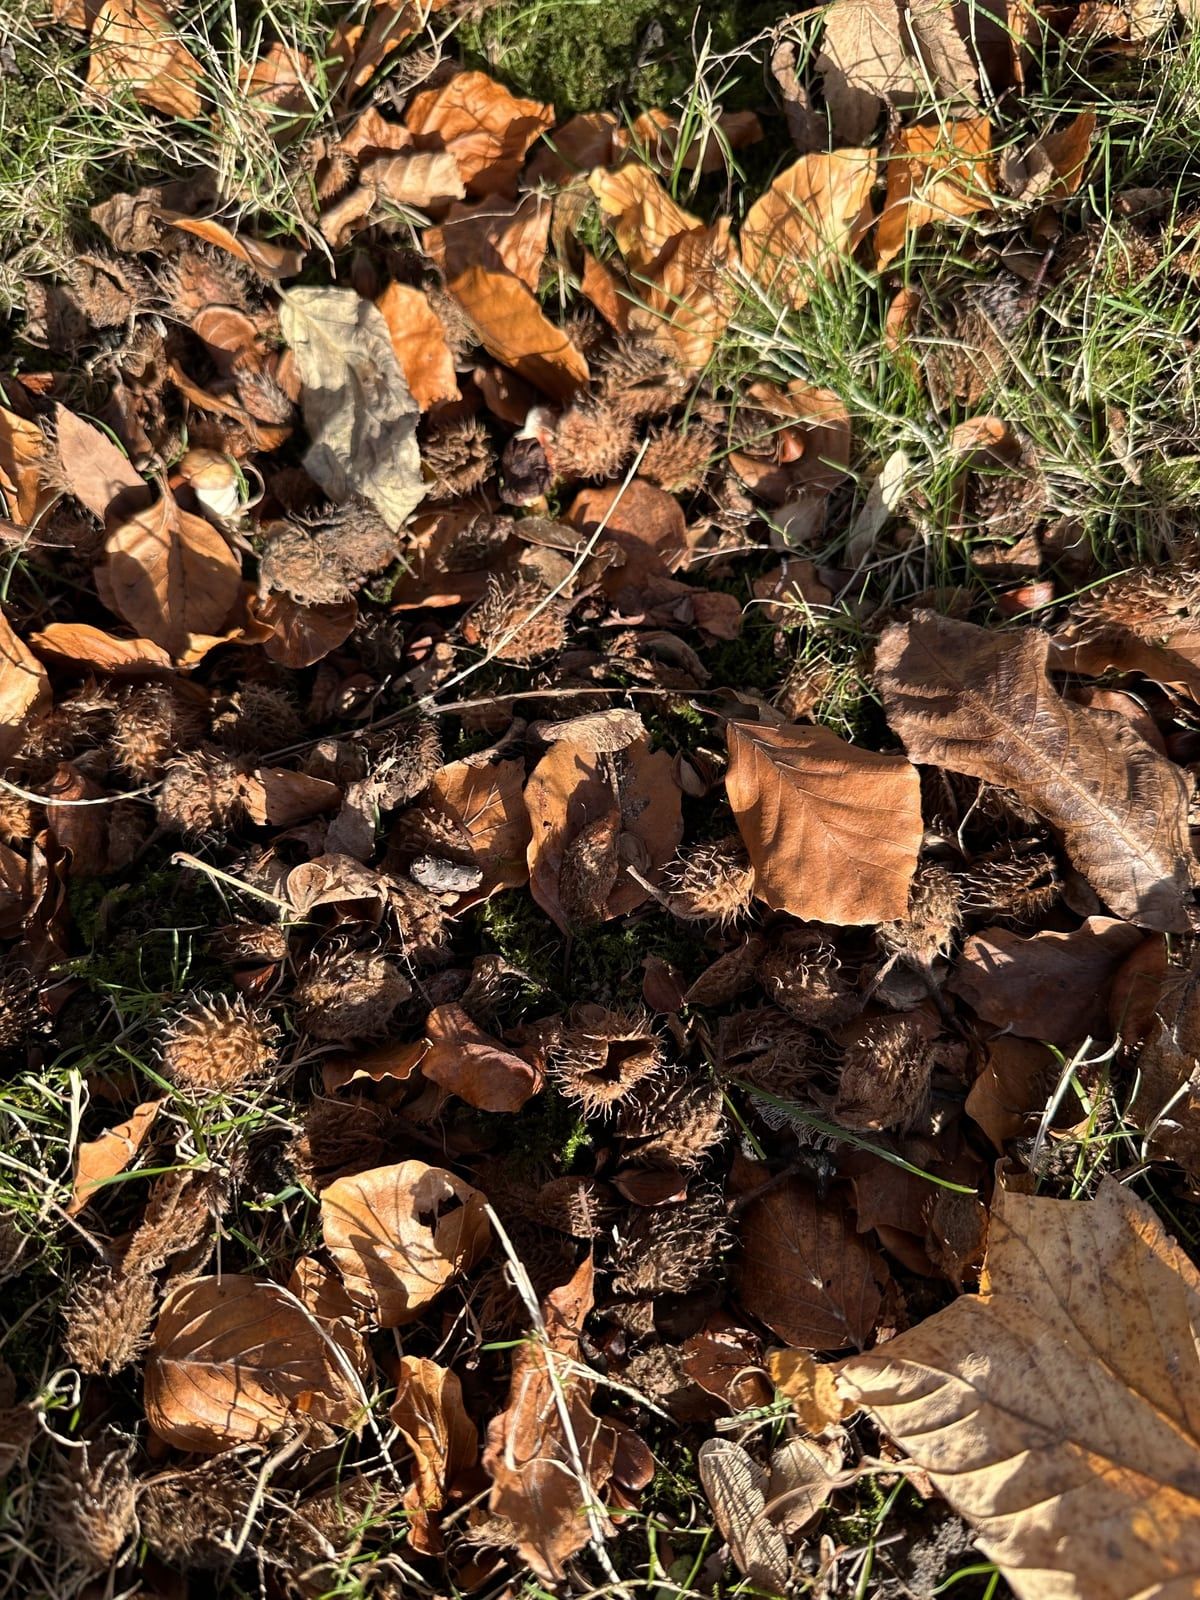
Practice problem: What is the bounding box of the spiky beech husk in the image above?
[123,1171,218,1276]
[969,459,1048,540]
[921,271,1039,409]
[550,1004,663,1117]
[1070,552,1200,638]
[639,422,718,493]
[295,950,411,1040]
[474,1221,579,1334]
[41,1442,137,1570]
[236,368,297,428]
[547,399,636,482]
[62,1267,156,1376]
[159,244,255,320]
[663,835,754,927]
[617,1070,725,1168]
[160,994,279,1093]
[596,336,688,421]
[834,1015,933,1132]
[259,501,399,605]
[422,414,495,499]
[761,930,860,1027]
[624,1341,687,1397]
[367,719,442,808]
[877,864,963,966]
[209,683,304,756]
[157,746,245,836]
[289,1096,396,1189]
[109,682,207,779]
[139,1458,255,1569]
[558,813,621,928]
[388,877,449,963]
[0,963,42,1051]
[959,846,1061,923]
[476,1159,603,1239]
[210,918,289,969]
[0,786,36,845]
[463,575,568,664]
[609,1187,729,1296]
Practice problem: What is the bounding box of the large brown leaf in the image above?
[375,283,460,412]
[391,1355,478,1553]
[876,612,1196,931]
[725,719,922,925]
[0,608,50,763]
[444,265,589,402]
[321,1160,490,1328]
[102,494,243,658]
[404,71,553,197]
[838,1181,1200,1600]
[86,0,204,119]
[0,405,49,527]
[144,1275,366,1452]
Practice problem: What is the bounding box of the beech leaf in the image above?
[697,1438,791,1592]
[68,1099,162,1216]
[391,1356,478,1552]
[102,494,243,658]
[0,608,51,763]
[876,612,1197,930]
[421,1002,540,1112]
[741,150,877,310]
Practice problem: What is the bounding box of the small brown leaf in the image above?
[103,494,242,658]
[422,1003,540,1112]
[157,211,305,278]
[0,608,51,763]
[68,1099,162,1216]
[741,150,876,310]
[253,592,358,668]
[0,406,49,528]
[240,767,340,827]
[52,405,147,524]
[405,71,553,197]
[406,756,531,898]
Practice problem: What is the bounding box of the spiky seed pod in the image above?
[422,414,495,499]
[0,787,36,845]
[295,951,411,1040]
[959,846,1061,923]
[210,919,289,969]
[42,1442,137,1569]
[62,1267,157,1376]
[834,1015,933,1132]
[124,1172,217,1276]
[474,1221,579,1334]
[236,368,297,427]
[639,422,718,493]
[1070,553,1200,638]
[624,1342,687,1398]
[663,835,754,927]
[258,523,351,605]
[387,878,449,962]
[425,286,477,363]
[139,1459,255,1569]
[209,684,305,756]
[550,1004,663,1117]
[922,272,1038,408]
[109,682,207,780]
[596,336,688,420]
[0,963,42,1052]
[160,994,280,1093]
[558,813,621,928]
[617,1070,725,1168]
[969,458,1048,540]
[878,864,963,966]
[546,399,636,482]
[159,245,255,319]
[157,746,245,836]
[289,1096,396,1190]
[610,1188,729,1296]
[367,719,442,808]
[463,575,568,664]
[760,930,860,1027]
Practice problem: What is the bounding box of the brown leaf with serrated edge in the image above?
[407,757,531,897]
[698,1438,790,1591]
[742,150,876,310]
[375,284,460,412]
[422,1003,540,1112]
[875,118,995,268]
[391,1356,478,1553]
[321,1160,490,1328]
[482,1255,617,1584]
[86,0,204,119]
[405,71,553,198]
[444,265,589,402]
[103,493,242,659]
[838,1181,1200,1600]
[876,612,1196,930]
[0,406,48,528]
[0,609,50,763]
[736,1174,889,1349]
[144,1274,366,1452]
[68,1099,162,1216]
[725,719,922,925]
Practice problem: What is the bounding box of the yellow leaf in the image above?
[766,1348,855,1432]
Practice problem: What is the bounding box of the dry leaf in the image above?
[422,1003,540,1112]
[725,719,922,925]
[818,0,919,143]
[0,406,48,528]
[965,1035,1059,1150]
[766,1348,854,1433]
[1130,952,1200,1177]
[68,1100,162,1216]
[737,1174,889,1349]
[52,405,147,525]
[741,150,877,310]
[240,767,340,827]
[279,287,424,531]
[103,495,243,658]
[532,709,647,753]
[391,1356,478,1552]
[697,1438,790,1592]
[407,756,531,898]
[28,623,172,676]
[567,478,690,591]
[875,118,995,269]
[0,609,51,763]
[86,0,204,119]
[444,265,589,402]
[157,211,305,278]
[253,592,358,669]
[405,71,554,197]
[424,195,551,292]
[768,1435,845,1534]
[145,1275,366,1452]
[330,0,429,96]
[876,612,1196,930]
[375,283,460,411]
[321,152,465,248]
[628,220,738,373]
[321,1160,490,1328]
[587,164,702,274]
[482,1255,616,1583]
[839,1181,1200,1600]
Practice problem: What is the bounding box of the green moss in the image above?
[479,1084,592,1173]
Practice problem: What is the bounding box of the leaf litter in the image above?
[4,1,1200,1597]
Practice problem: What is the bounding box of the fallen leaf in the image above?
[321,152,465,247]
[767,1348,855,1433]
[698,1438,790,1592]
[838,1181,1200,1600]
[68,1099,162,1215]
[86,0,204,119]
[52,406,147,525]
[253,592,358,669]
[736,1174,889,1349]
[240,767,340,827]
[1130,953,1200,1178]
[103,494,243,658]
[330,0,430,96]
[876,612,1196,930]
[424,195,551,292]
[0,406,48,527]
[422,1003,540,1112]
[628,220,739,373]
[375,283,460,411]
[321,1160,490,1328]
[818,0,919,143]
[567,478,690,591]
[157,211,305,278]
[768,1434,845,1534]
[725,719,922,925]
[405,71,553,197]
[145,1274,367,1452]
[741,150,877,310]
[966,1036,1060,1150]
[444,265,589,402]
[482,1255,616,1583]
[587,163,702,274]
[45,761,109,876]
[280,287,425,531]
[0,608,51,763]
[875,118,995,269]
[391,1356,478,1552]
[406,757,531,896]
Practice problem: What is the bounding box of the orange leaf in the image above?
[68,1099,162,1215]
[587,163,702,273]
[424,195,551,292]
[742,150,877,310]
[405,70,554,198]
[252,592,358,668]
[156,211,305,279]
[86,0,204,118]
[52,405,148,525]
[103,493,243,658]
[407,755,531,898]
[27,623,173,676]
[0,406,49,528]
[875,118,995,268]
[375,283,460,411]
[629,220,739,373]
[391,1356,478,1553]
[446,265,589,402]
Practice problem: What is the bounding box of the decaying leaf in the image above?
[69,1099,163,1215]
[279,287,425,531]
[0,608,51,762]
[741,150,877,310]
[876,612,1196,930]
[421,1003,540,1112]
[102,494,243,658]
[321,1160,491,1327]
[725,719,922,925]
[391,1356,478,1552]
[767,1348,855,1433]
[375,283,460,412]
[0,405,49,527]
[839,1181,1200,1600]
[144,1275,366,1452]
[698,1438,790,1592]
[875,118,995,268]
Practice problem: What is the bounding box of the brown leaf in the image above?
[68,1099,162,1216]
[321,1160,490,1328]
[965,1036,1059,1150]
[321,152,465,248]
[741,150,876,310]
[0,405,49,528]
[86,0,204,119]
[950,918,1155,1046]
[736,1174,889,1349]
[482,1255,616,1583]
[767,1348,855,1433]
[375,283,460,411]
[422,1003,540,1112]
[725,719,922,925]
[391,1356,478,1552]
[240,767,340,827]
[156,211,305,279]
[0,608,51,763]
[876,612,1197,930]
[444,265,589,402]
[144,1274,367,1452]
[838,1181,1200,1600]
[45,761,109,876]
[407,756,531,897]
[818,0,919,142]
[102,494,242,658]
[253,592,358,669]
[566,479,690,592]
[532,709,647,753]
[628,220,738,373]
[697,1438,790,1592]
[424,195,551,292]
[767,1434,845,1534]
[405,71,553,197]
[1130,953,1200,1178]
[875,118,995,269]
[52,406,147,525]
[587,164,702,273]
[329,0,429,97]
